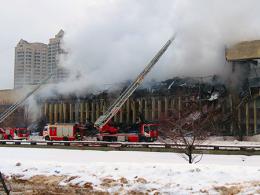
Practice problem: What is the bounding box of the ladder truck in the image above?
[94,36,175,142]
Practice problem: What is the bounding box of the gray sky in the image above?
[1,0,260,91]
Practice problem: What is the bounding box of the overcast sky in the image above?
[1,0,260,91]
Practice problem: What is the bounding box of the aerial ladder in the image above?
[94,35,175,129]
[0,72,55,124]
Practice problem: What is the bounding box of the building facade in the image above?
[47,29,68,82]
[14,30,68,88]
[42,95,195,125]
[14,40,48,88]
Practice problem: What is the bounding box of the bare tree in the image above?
[160,101,221,164]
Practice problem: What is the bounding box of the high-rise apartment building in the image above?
[47,29,68,82]
[14,40,48,88]
[14,30,68,88]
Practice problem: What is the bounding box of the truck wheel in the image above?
[139,136,145,142]
[111,136,117,142]
[146,137,152,142]
[45,136,53,145]
[103,136,114,142]
[63,137,69,141]
[103,136,109,142]
[63,137,70,146]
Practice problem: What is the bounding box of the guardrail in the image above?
[0,140,260,152]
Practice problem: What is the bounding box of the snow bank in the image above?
[0,147,259,194]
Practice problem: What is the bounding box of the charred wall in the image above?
[40,77,232,135]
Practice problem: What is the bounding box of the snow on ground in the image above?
[204,136,260,147]
[160,136,260,147]
[0,147,260,194]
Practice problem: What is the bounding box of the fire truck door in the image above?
[50,127,57,136]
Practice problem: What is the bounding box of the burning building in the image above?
[38,39,260,137]
[40,76,227,134]
[225,40,260,136]
[1,39,260,138]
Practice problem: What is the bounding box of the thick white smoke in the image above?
[38,0,260,96]
[22,0,260,124]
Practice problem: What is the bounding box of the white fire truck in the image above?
[43,123,82,141]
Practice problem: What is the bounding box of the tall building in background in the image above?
[14,40,48,88]
[14,30,68,88]
[47,29,68,82]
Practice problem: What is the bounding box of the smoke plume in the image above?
[32,0,260,101]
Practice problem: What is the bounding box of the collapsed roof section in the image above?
[40,76,226,104]
[150,76,226,101]
[226,40,260,61]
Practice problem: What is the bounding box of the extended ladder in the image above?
[95,36,175,128]
[0,72,55,124]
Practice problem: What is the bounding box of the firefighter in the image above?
[74,124,82,140]
[76,132,81,140]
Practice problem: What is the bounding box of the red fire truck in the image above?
[43,123,83,141]
[1,128,30,140]
[97,122,159,142]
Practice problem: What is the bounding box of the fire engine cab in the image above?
[43,123,82,141]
